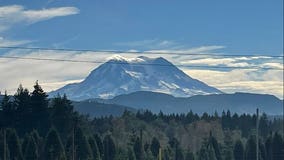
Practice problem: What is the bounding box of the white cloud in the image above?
[262,63,283,69]
[0,37,31,47]
[0,49,282,99]
[114,39,178,49]
[147,45,225,54]
[23,7,79,23]
[0,5,79,32]
[180,57,236,66]
[185,69,283,99]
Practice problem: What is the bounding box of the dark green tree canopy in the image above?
[44,128,66,160]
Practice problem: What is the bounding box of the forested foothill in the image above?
[0,82,283,160]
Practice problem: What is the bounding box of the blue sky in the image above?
[0,0,283,54]
[0,0,283,98]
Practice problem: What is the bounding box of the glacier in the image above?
[49,56,223,100]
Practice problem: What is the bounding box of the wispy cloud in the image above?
[0,37,31,47]
[185,69,283,99]
[0,49,282,99]
[115,39,226,54]
[147,45,226,54]
[177,55,282,69]
[114,39,178,49]
[0,5,79,32]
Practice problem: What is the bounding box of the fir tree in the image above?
[103,135,116,160]
[209,132,222,160]
[24,136,39,160]
[30,81,50,135]
[223,131,233,160]
[65,127,93,160]
[133,137,143,160]
[94,133,104,157]
[88,136,101,160]
[245,136,256,160]
[265,134,273,160]
[198,144,209,160]
[272,132,284,160]
[14,85,31,134]
[163,147,172,160]
[208,144,217,160]
[76,127,93,160]
[150,137,160,158]
[44,128,66,160]
[50,94,74,137]
[127,147,136,160]
[1,91,14,127]
[0,129,11,160]
[233,140,244,160]
[185,150,195,160]
[6,128,23,160]
[175,146,184,160]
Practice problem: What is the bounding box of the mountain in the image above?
[49,55,222,100]
[72,101,136,118]
[95,91,283,115]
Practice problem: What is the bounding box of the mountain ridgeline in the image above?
[49,56,222,100]
[80,91,283,117]
[47,55,283,116]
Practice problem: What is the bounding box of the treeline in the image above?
[134,109,280,138]
[0,82,283,160]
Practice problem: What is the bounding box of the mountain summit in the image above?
[49,55,222,100]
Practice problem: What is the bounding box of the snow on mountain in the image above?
[49,55,222,100]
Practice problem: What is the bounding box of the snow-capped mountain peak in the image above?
[49,56,222,100]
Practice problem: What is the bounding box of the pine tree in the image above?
[185,150,195,160]
[88,136,101,160]
[6,128,23,160]
[14,85,31,134]
[265,134,273,160]
[14,84,30,113]
[175,146,184,160]
[30,81,50,135]
[22,134,30,156]
[31,130,42,147]
[163,147,172,160]
[198,144,209,160]
[208,144,217,160]
[103,135,116,160]
[133,137,143,160]
[198,138,217,160]
[223,131,233,160]
[44,128,66,160]
[150,137,160,158]
[76,127,93,160]
[114,147,128,160]
[259,113,269,137]
[50,94,74,137]
[259,140,266,160]
[127,147,136,160]
[245,136,256,160]
[65,127,93,160]
[1,91,14,127]
[272,132,284,160]
[94,134,104,157]
[144,148,155,160]
[24,136,39,160]
[1,91,11,112]
[233,140,244,160]
[209,132,222,160]
[0,129,11,160]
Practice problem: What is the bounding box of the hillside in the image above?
[95,91,283,115]
[72,100,136,117]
